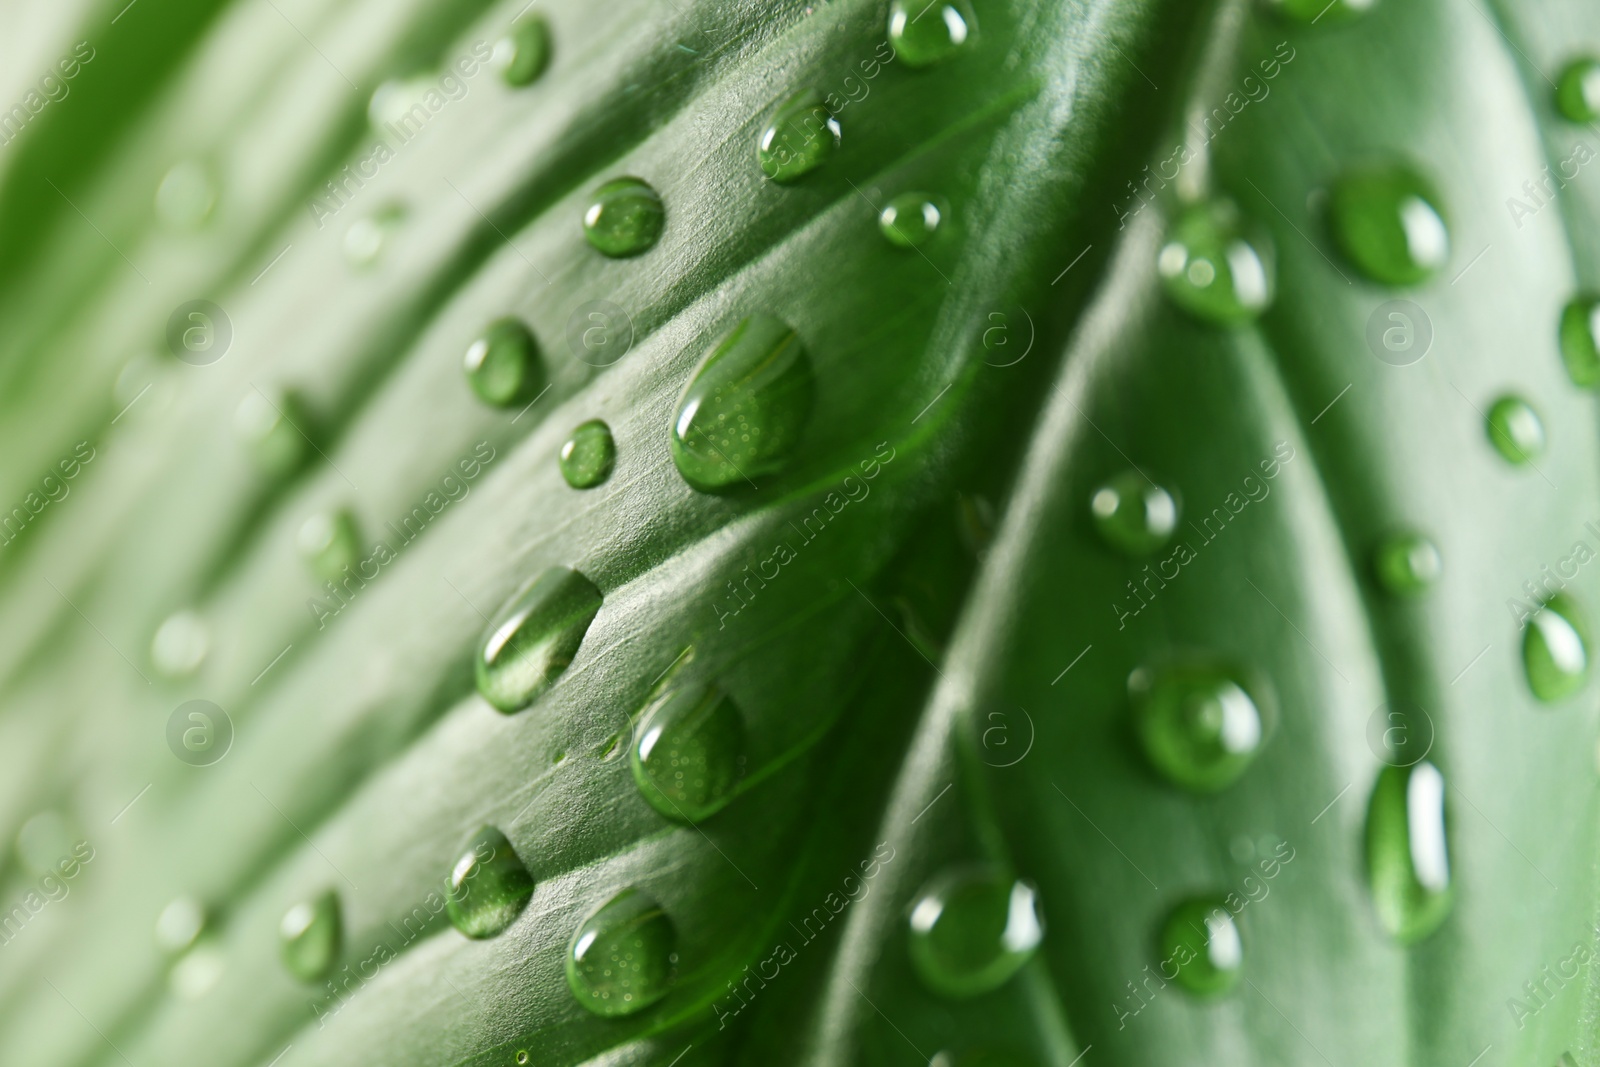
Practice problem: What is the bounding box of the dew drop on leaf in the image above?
[344,203,406,268]
[1485,395,1546,464]
[446,826,535,939]
[929,1050,1039,1067]
[279,889,341,982]
[757,92,840,183]
[1129,663,1270,792]
[493,14,552,87]
[234,387,313,475]
[1158,896,1243,994]
[155,895,207,955]
[1372,530,1441,595]
[298,508,361,585]
[463,317,543,407]
[582,177,665,257]
[1090,471,1178,555]
[1558,295,1600,387]
[1263,0,1375,23]
[631,683,746,822]
[152,609,210,678]
[1523,592,1591,703]
[566,888,677,1016]
[476,567,604,712]
[1157,200,1275,323]
[670,314,814,492]
[1555,57,1600,123]
[1329,165,1450,285]
[170,938,226,999]
[887,0,976,68]
[879,192,945,248]
[559,419,616,488]
[155,160,217,230]
[1365,761,1452,943]
[16,810,77,875]
[908,867,1043,998]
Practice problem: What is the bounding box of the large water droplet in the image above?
[152,609,209,678]
[446,826,535,938]
[1365,761,1452,943]
[560,419,616,489]
[1523,592,1590,702]
[1559,295,1600,387]
[234,387,312,475]
[670,314,814,492]
[280,889,341,982]
[567,888,677,1016]
[298,509,361,585]
[887,0,975,68]
[1129,663,1270,792]
[156,160,217,230]
[1486,395,1546,465]
[908,867,1043,998]
[1090,471,1178,555]
[1157,200,1275,323]
[1330,166,1449,285]
[1373,531,1441,596]
[156,896,207,955]
[631,684,746,822]
[583,177,664,257]
[758,92,840,183]
[1158,897,1243,994]
[493,14,552,86]
[879,192,945,249]
[476,567,604,712]
[464,318,543,407]
[1556,58,1600,122]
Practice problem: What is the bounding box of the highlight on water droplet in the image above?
[234,387,313,475]
[1157,200,1275,323]
[908,867,1043,998]
[1485,395,1546,465]
[567,888,677,1016]
[493,14,552,86]
[152,609,209,678]
[280,889,341,982]
[582,177,664,257]
[758,91,840,183]
[156,896,207,955]
[1365,760,1452,943]
[1373,531,1441,596]
[156,160,217,230]
[344,203,406,268]
[1555,57,1600,122]
[368,76,435,129]
[1559,295,1600,387]
[887,0,976,68]
[1158,896,1243,995]
[170,938,226,1000]
[298,509,361,585]
[1090,471,1179,556]
[879,192,946,248]
[1129,662,1271,792]
[1523,592,1591,703]
[464,317,543,407]
[446,826,536,938]
[631,683,747,822]
[560,419,616,488]
[1330,165,1449,285]
[670,314,814,492]
[1263,0,1375,22]
[476,567,604,712]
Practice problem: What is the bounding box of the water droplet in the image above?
[566,888,677,1016]
[908,867,1043,998]
[463,318,543,407]
[879,192,945,248]
[1485,395,1546,464]
[1264,0,1375,22]
[476,567,604,712]
[1090,471,1178,555]
[670,314,814,492]
[887,0,975,67]
[494,15,552,86]
[1373,531,1441,595]
[582,177,664,258]
[1330,166,1449,285]
[16,810,77,875]
[446,826,535,938]
[516,1053,531,1066]
[368,76,435,128]
[1523,592,1590,702]
[156,896,207,955]
[297,509,361,585]
[344,203,406,268]
[559,419,616,488]
[1158,897,1243,994]
[758,92,840,183]
[280,889,341,982]
[152,610,209,677]
[1129,663,1270,792]
[170,938,226,999]
[234,387,313,474]
[1556,58,1600,122]
[1559,295,1600,387]
[156,160,217,229]
[1365,761,1452,943]
[631,684,746,821]
[1157,200,1275,323]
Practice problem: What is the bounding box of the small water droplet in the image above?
[464,318,543,407]
[476,567,604,712]
[671,314,814,492]
[1264,0,1375,22]
[152,610,209,678]
[1090,471,1178,555]
[1556,58,1600,122]
[631,684,746,821]
[494,15,552,86]
[1485,395,1546,464]
[1523,592,1590,702]
[155,896,207,955]
[170,938,226,999]
[566,888,677,1016]
[344,203,406,268]
[1330,165,1449,285]
[156,160,217,229]
[1373,531,1441,595]
[582,177,664,257]
[758,92,840,183]
[879,192,945,248]
[1129,663,1270,792]
[1157,200,1275,323]
[297,509,361,584]
[908,867,1043,998]
[234,387,313,474]
[516,1053,531,1066]
[1158,897,1243,994]
[16,810,77,875]
[1559,295,1600,387]
[446,826,535,938]
[279,889,341,982]
[368,76,435,128]
[887,0,975,67]
[560,419,616,488]
[1365,761,1452,943]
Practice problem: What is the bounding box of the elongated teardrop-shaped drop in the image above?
[280,889,341,982]
[298,509,361,584]
[446,826,535,938]
[1559,295,1600,387]
[1365,761,1452,943]
[1523,592,1590,702]
[476,567,604,712]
